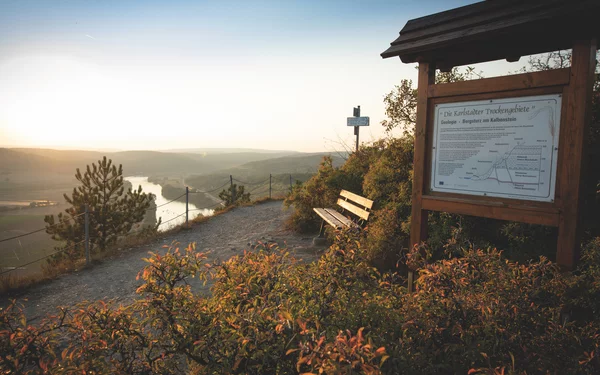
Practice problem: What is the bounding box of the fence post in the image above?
[84,204,90,266]
[230,175,235,204]
[289,174,293,194]
[269,174,272,199]
[185,186,189,227]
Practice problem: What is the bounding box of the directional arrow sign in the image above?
[347,117,370,126]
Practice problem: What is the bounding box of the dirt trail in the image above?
[3,201,323,322]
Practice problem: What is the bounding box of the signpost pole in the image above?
[348,106,368,152]
[354,106,360,152]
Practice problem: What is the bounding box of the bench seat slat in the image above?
[337,198,370,221]
[324,208,356,228]
[340,190,374,209]
[313,208,344,229]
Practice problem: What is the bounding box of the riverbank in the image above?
[147,176,222,210]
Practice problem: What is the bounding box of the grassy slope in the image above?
[0,206,63,277]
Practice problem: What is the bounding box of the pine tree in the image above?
[219,184,250,206]
[44,157,154,261]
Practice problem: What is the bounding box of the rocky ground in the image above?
[3,201,324,322]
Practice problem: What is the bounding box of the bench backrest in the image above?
[336,189,374,221]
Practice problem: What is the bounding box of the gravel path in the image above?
[3,201,323,322]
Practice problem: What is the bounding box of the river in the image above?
[125,177,214,230]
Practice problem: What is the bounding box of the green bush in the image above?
[218,184,250,206]
[4,236,600,374]
[361,137,414,269]
[284,156,344,232]
[394,247,596,374]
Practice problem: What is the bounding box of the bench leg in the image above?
[318,220,326,237]
[312,220,328,246]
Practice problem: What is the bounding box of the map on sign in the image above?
[430,94,561,202]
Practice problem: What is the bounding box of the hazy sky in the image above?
[0,0,520,152]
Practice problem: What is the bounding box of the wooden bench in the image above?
[313,190,374,237]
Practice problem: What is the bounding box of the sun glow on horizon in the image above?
[0,52,406,152]
[0,0,484,152]
[1,55,134,148]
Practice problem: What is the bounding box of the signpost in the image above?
[347,106,370,152]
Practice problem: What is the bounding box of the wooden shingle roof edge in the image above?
[381,0,600,68]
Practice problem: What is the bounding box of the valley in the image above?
[0,147,343,278]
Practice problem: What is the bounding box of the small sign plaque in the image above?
[347,117,370,126]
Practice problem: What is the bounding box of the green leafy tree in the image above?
[219,184,250,206]
[44,157,154,260]
[381,79,417,133]
[381,67,482,134]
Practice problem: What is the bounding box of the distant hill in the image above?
[226,153,346,176]
[185,153,346,196]
[163,147,300,155]
[7,148,202,176]
[1,147,347,180]
[0,149,68,172]
[1,148,322,177]
[1,147,346,203]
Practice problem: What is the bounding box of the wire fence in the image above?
[0,173,301,277]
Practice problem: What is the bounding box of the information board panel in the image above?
[430,94,561,202]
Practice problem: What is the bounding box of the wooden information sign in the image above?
[381,0,599,288]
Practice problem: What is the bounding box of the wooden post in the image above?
[84,204,90,266]
[230,175,235,204]
[408,61,436,291]
[185,186,189,227]
[269,174,272,199]
[556,39,597,270]
[289,174,293,194]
